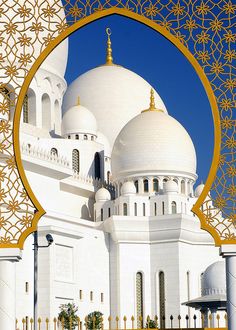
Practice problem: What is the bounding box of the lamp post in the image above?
[33,231,54,330]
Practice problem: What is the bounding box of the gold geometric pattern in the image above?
[0,0,235,248]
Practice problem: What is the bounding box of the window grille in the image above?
[72,149,80,173]
[136,272,143,328]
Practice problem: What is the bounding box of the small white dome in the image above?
[121,182,136,196]
[63,65,167,146]
[95,187,111,202]
[112,110,197,180]
[163,180,178,194]
[202,261,226,296]
[61,104,97,136]
[96,131,111,157]
[195,183,205,197]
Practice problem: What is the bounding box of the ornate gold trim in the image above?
[0,2,234,247]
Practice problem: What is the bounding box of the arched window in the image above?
[101,209,103,221]
[84,134,88,140]
[42,93,51,130]
[51,148,58,156]
[91,136,94,141]
[134,203,137,216]
[143,179,149,192]
[75,134,79,140]
[136,272,143,328]
[181,180,185,194]
[23,94,29,123]
[171,201,177,214]
[154,202,157,216]
[187,181,191,195]
[68,135,71,139]
[143,203,146,216]
[134,180,139,193]
[162,202,165,215]
[0,87,10,109]
[107,171,111,183]
[187,271,190,301]
[153,178,159,192]
[123,203,128,216]
[72,149,80,173]
[159,271,166,329]
[94,152,101,179]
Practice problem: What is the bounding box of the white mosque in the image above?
[0,10,227,329]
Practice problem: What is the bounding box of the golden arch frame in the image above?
[0,4,235,248]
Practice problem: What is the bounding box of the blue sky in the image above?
[64,15,214,185]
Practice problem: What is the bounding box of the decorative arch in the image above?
[41,93,51,130]
[9,5,225,248]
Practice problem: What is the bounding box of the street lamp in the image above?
[33,231,54,330]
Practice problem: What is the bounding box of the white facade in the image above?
[0,27,226,330]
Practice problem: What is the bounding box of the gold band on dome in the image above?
[105,27,113,65]
[141,88,164,113]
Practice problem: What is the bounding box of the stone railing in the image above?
[20,143,70,168]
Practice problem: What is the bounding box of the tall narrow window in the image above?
[143,203,146,216]
[134,203,137,216]
[90,291,93,301]
[136,272,143,328]
[123,203,128,216]
[134,180,139,193]
[51,148,58,156]
[72,149,80,173]
[94,152,101,179]
[159,271,166,329]
[79,290,83,300]
[101,209,103,221]
[25,282,29,293]
[107,171,111,183]
[42,93,51,130]
[108,208,111,217]
[162,202,165,215]
[171,201,177,214]
[143,179,149,192]
[181,180,185,194]
[101,293,104,303]
[84,134,88,140]
[23,94,29,123]
[154,202,157,216]
[153,179,159,192]
[75,134,79,140]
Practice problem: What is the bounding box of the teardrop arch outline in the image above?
[13,7,221,248]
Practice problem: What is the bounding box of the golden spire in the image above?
[142,88,164,113]
[105,28,113,65]
[77,96,80,105]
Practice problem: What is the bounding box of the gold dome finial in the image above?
[106,28,113,65]
[77,96,80,105]
[149,88,156,110]
[141,88,165,113]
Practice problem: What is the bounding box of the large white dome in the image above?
[111,110,197,180]
[62,65,167,146]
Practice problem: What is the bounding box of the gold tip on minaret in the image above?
[77,96,80,105]
[141,88,165,113]
[106,27,113,65]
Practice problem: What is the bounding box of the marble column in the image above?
[210,308,217,328]
[220,245,236,330]
[0,249,22,330]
